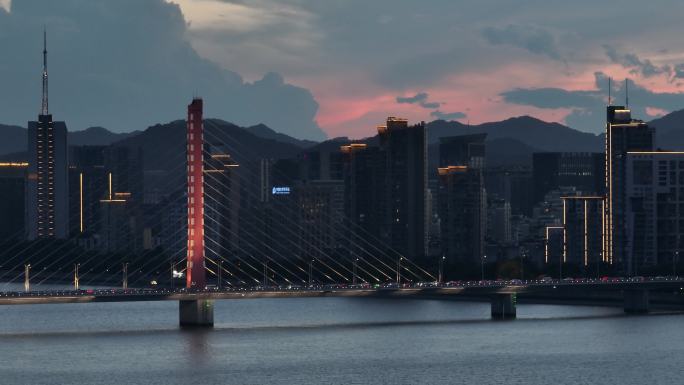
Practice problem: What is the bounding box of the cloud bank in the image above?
[0,0,326,140]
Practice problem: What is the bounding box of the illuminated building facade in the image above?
[68,146,107,238]
[561,196,604,267]
[27,31,69,240]
[625,152,684,274]
[605,106,654,270]
[186,98,206,288]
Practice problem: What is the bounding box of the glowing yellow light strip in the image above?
[563,199,567,263]
[79,172,83,233]
[602,199,606,263]
[584,200,588,267]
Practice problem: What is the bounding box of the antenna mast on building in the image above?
[625,78,629,108]
[41,27,49,116]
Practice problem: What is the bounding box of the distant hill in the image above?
[111,119,305,190]
[649,109,684,150]
[0,124,139,156]
[247,123,317,148]
[427,116,603,152]
[0,124,27,156]
[69,126,140,147]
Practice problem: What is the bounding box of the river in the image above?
[0,294,682,385]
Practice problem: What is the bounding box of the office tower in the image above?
[68,145,107,238]
[204,145,240,260]
[378,117,427,259]
[104,146,144,203]
[561,196,604,267]
[439,133,487,169]
[296,180,345,257]
[186,98,206,288]
[485,167,534,216]
[0,162,28,240]
[605,106,654,269]
[488,198,512,244]
[27,31,69,240]
[626,151,684,274]
[438,166,485,263]
[544,226,564,265]
[533,152,605,204]
[341,144,386,256]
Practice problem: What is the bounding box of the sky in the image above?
[3,1,684,140]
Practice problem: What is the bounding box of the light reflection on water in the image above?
[0,291,682,385]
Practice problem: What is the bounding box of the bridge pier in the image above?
[491,294,516,320]
[179,299,214,327]
[623,289,650,314]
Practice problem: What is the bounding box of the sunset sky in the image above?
[3,0,684,140]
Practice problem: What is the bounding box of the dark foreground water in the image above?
[0,294,683,385]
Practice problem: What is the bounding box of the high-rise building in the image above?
[485,167,534,216]
[186,98,206,288]
[488,198,512,244]
[561,196,604,267]
[533,152,605,204]
[625,151,684,274]
[204,144,240,260]
[378,117,427,259]
[68,145,107,238]
[438,166,485,263]
[605,106,654,270]
[341,143,385,256]
[439,133,487,169]
[0,162,28,240]
[27,31,69,240]
[296,180,345,257]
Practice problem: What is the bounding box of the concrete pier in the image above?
[179,299,214,327]
[491,293,516,319]
[623,289,650,314]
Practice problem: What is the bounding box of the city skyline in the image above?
[4,1,684,141]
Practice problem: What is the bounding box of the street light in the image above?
[24,264,31,292]
[438,255,445,284]
[481,255,487,281]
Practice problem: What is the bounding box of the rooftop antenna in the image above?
[41,26,49,116]
[608,77,612,106]
[625,78,629,108]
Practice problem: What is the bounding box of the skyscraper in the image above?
[438,166,485,263]
[533,152,605,204]
[0,162,28,241]
[186,98,206,288]
[378,117,427,259]
[561,196,604,268]
[439,133,487,169]
[605,106,654,269]
[27,30,69,240]
[625,151,684,274]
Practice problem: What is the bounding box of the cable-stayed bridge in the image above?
[3,97,684,328]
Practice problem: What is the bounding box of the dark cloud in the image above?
[396,92,429,104]
[501,72,684,132]
[0,0,326,140]
[603,45,671,78]
[430,110,466,121]
[482,24,562,60]
[396,92,442,109]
